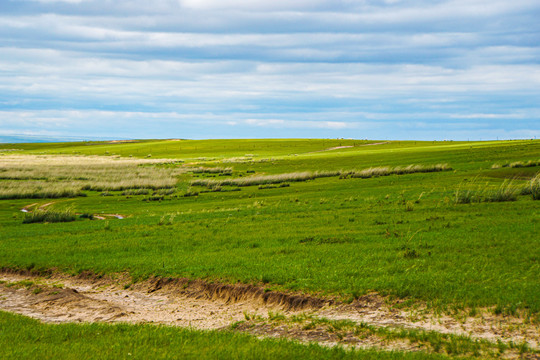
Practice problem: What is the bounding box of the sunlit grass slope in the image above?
[0,139,539,315]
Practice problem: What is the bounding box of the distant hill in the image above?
[0,135,117,144]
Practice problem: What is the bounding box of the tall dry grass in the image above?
[0,181,84,199]
[22,208,76,224]
[192,164,451,188]
[187,167,232,174]
[191,170,340,188]
[0,155,182,198]
[455,178,521,204]
[346,164,451,178]
[491,159,540,169]
[521,173,540,200]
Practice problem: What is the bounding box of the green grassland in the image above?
[0,311,461,360]
[1,139,539,314]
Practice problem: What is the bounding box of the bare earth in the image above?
[300,142,390,155]
[0,270,538,356]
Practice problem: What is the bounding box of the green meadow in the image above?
[0,138,539,358]
[0,311,460,360]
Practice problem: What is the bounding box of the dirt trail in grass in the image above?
[301,142,389,155]
[0,271,538,355]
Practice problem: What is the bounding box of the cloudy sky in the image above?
[1,0,539,141]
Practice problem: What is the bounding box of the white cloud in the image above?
[244,119,352,129]
[29,0,87,3]
[0,0,538,140]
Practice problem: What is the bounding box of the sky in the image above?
[1,0,539,141]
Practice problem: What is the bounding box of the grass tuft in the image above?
[23,208,76,224]
[523,174,540,200]
[483,180,518,202]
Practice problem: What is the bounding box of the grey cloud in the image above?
[1,0,539,140]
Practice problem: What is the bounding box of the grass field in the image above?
[0,138,539,358]
[0,311,462,360]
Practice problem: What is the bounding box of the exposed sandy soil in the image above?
[321,145,355,151]
[233,321,417,353]
[0,270,538,356]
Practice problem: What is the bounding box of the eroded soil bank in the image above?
[0,269,538,358]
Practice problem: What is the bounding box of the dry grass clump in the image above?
[346,167,392,178]
[192,164,451,188]
[454,188,478,204]
[0,181,84,199]
[22,208,76,224]
[521,173,540,200]
[0,155,181,198]
[455,179,520,204]
[531,175,540,200]
[483,180,518,202]
[187,167,232,174]
[492,159,540,169]
[347,164,451,179]
[122,189,150,196]
[80,172,177,191]
[192,170,340,188]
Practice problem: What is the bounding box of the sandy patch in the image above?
[0,270,538,355]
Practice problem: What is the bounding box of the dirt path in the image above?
[0,272,287,329]
[20,203,38,213]
[0,271,538,356]
[300,142,390,155]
